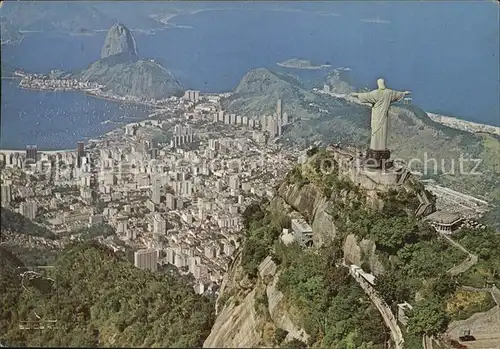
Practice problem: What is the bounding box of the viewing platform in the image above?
[326,143,411,190]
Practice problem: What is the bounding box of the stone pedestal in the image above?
[365,149,391,169]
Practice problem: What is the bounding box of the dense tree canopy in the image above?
[0,242,215,347]
[1,207,55,239]
[407,297,450,337]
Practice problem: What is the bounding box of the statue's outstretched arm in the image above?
[356,91,378,104]
[391,90,410,102]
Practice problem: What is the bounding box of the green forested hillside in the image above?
[1,207,56,240]
[238,201,388,349]
[235,151,499,347]
[0,242,215,347]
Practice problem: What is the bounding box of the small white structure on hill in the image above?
[349,264,376,286]
[397,302,413,326]
[280,228,296,245]
[291,218,314,247]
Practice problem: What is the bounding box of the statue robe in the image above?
[358,89,405,151]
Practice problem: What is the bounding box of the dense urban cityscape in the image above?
[1,87,494,298]
[1,3,499,348]
[0,92,306,294]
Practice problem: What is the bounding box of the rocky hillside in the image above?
[204,150,499,348]
[74,23,183,100]
[223,68,350,122]
[100,23,138,59]
[223,68,500,204]
[324,68,354,94]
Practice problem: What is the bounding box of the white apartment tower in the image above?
[1,185,12,206]
[153,213,167,235]
[151,179,161,205]
[134,249,158,272]
[19,201,37,220]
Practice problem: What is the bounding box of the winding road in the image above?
[439,234,500,349]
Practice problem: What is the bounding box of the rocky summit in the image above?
[74,23,183,100]
[100,23,138,59]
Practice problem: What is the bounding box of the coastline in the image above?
[0,148,74,154]
[427,112,500,136]
[1,82,151,151]
[83,92,149,106]
[19,86,84,93]
[318,90,500,134]
[15,81,158,108]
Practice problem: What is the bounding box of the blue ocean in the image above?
[1,2,498,149]
[0,80,149,150]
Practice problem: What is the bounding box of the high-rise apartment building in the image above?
[134,249,158,272]
[183,90,200,102]
[404,97,413,105]
[77,141,85,168]
[165,193,177,210]
[25,145,37,163]
[224,113,231,124]
[151,179,161,204]
[261,115,267,132]
[150,147,158,160]
[229,175,240,190]
[153,213,167,235]
[20,201,37,220]
[1,185,12,206]
[282,112,289,126]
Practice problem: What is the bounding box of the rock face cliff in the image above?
[100,23,138,59]
[204,253,309,348]
[324,68,354,94]
[77,55,183,100]
[74,23,183,100]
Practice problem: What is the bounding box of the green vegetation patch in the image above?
[454,227,500,286]
[275,243,386,348]
[446,290,496,321]
[240,201,291,278]
[0,242,215,347]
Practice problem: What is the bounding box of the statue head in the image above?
[377,78,386,90]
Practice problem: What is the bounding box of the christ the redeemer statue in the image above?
[350,78,410,167]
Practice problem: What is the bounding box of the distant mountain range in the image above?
[0,2,165,34]
[0,3,116,34]
[0,18,24,45]
[0,2,219,35]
